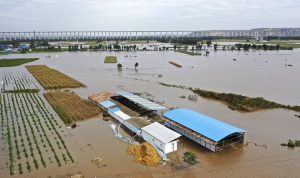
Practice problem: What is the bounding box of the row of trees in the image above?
[117,62,139,70]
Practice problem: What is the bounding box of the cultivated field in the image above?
[25,65,86,89]
[0,58,39,67]
[104,56,117,63]
[44,91,101,124]
[0,73,74,176]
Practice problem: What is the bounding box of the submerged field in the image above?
[26,65,86,89]
[0,58,39,67]
[44,91,101,124]
[0,49,300,177]
[0,72,74,176]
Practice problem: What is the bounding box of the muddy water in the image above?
[0,49,300,177]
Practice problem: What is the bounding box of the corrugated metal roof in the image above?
[163,108,245,142]
[116,91,167,111]
[99,100,116,108]
[113,110,131,121]
[109,107,120,113]
[141,122,181,144]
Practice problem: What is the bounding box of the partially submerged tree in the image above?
[183,151,198,166]
[117,63,122,70]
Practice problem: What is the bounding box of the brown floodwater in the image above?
[0,49,300,177]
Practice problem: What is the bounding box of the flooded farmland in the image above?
[1,49,300,177]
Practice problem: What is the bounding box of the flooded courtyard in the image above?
[1,49,300,177]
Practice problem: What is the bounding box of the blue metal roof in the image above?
[109,107,120,113]
[163,108,245,142]
[99,100,116,109]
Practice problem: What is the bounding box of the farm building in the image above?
[108,107,142,135]
[98,100,117,111]
[112,91,168,115]
[163,108,245,152]
[88,91,115,105]
[107,107,181,155]
[141,122,181,154]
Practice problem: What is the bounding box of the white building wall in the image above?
[164,141,178,154]
[142,130,165,152]
[141,130,178,154]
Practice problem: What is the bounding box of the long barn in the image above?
[163,108,245,152]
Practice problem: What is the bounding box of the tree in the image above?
[242,44,250,51]
[213,43,218,51]
[196,44,202,50]
[183,151,198,166]
[206,40,212,47]
[30,41,35,48]
[134,62,139,69]
[133,45,137,50]
[205,50,210,56]
[236,43,242,50]
[262,44,268,50]
[117,63,122,70]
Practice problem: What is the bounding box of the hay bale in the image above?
[128,142,161,166]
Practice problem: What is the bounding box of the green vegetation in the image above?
[29,48,68,53]
[0,58,39,67]
[175,50,202,56]
[234,43,292,50]
[159,82,300,112]
[0,72,74,175]
[183,151,198,165]
[4,89,40,93]
[281,140,300,147]
[117,63,122,70]
[104,56,117,63]
[0,52,8,55]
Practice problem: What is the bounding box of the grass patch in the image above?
[175,50,202,56]
[159,82,300,112]
[104,56,117,63]
[0,58,39,67]
[44,91,101,124]
[26,65,86,89]
[281,140,300,147]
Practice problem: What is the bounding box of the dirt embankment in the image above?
[159,82,300,112]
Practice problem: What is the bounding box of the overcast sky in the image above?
[0,0,299,31]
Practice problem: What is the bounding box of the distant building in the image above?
[18,44,30,50]
[0,44,13,52]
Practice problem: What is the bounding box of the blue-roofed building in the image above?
[98,100,117,111]
[163,108,245,152]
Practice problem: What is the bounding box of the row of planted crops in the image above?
[0,72,74,175]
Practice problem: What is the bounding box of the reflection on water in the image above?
[0,50,300,177]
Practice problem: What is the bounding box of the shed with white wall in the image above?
[141,122,181,154]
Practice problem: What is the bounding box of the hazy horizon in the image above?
[0,0,299,31]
